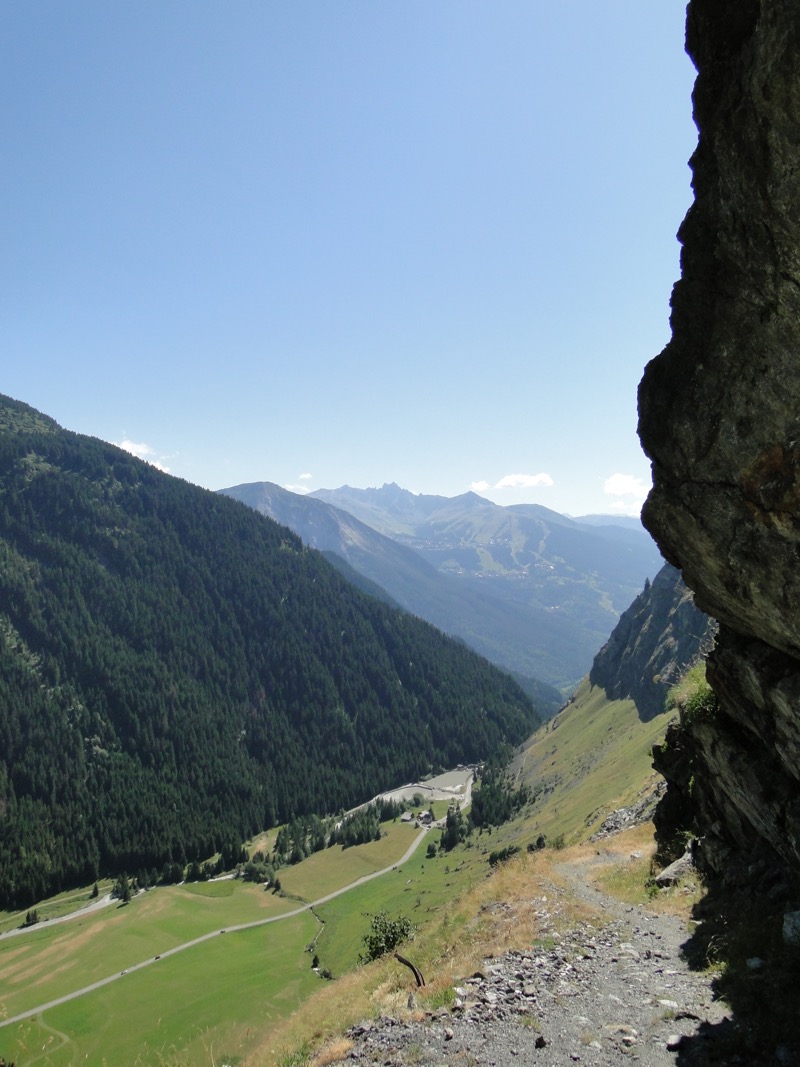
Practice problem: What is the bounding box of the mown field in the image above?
[278,822,421,902]
[0,822,428,1066]
[8,911,319,1067]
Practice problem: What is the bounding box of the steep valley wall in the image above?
[589,563,713,723]
[638,0,800,894]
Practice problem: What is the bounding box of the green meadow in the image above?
[314,830,489,977]
[277,821,420,902]
[0,823,438,1065]
[0,879,296,1023]
[6,912,319,1067]
[511,677,676,841]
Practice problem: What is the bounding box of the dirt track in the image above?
[335,850,741,1067]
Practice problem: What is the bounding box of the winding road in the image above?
[0,825,430,1031]
[0,893,116,943]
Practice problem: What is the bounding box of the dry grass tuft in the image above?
[308,1036,355,1067]
[249,851,565,1066]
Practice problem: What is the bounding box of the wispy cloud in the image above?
[117,439,171,473]
[495,472,554,489]
[603,472,650,515]
[284,472,313,494]
[471,472,554,492]
[118,439,154,458]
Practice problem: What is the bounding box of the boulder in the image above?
[654,850,695,887]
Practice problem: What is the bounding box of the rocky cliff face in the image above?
[639,0,800,892]
[590,564,713,722]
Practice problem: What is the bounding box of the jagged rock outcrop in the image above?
[639,0,800,891]
[589,563,714,721]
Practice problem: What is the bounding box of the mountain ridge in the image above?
[0,394,539,907]
[223,481,662,692]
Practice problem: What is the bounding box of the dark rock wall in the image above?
[638,0,800,889]
[590,563,713,722]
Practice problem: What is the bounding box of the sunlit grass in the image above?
[511,679,676,843]
[278,822,421,902]
[0,821,438,1065]
[6,912,319,1067]
[252,842,613,1067]
[0,879,299,1022]
[312,830,487,978]
[243,685,693,1067]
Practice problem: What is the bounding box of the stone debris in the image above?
[341,908,734,1066]
[589,781,667,841]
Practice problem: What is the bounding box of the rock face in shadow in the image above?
[639,0,800,891]
[589,563,713,722]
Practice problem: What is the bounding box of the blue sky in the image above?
[3,2,696,517]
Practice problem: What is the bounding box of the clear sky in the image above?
[3,2,696,517]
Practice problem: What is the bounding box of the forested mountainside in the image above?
[222,481,662,693]
[219,481,562,713]
[0,395,539,908]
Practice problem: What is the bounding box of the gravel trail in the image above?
[338,855,734,1067]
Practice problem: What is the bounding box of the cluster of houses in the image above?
[400,809,434,827]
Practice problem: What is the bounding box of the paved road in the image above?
[0,826,429,1031]
[0,894,116,943]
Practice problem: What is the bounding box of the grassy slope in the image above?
[313,831,489,978]
[278,822,419,903]
[1,826,480,1065]
[510,677,676,842]
[0,881,296,1021]
[0,824,438,1066]
[254,681,680,1065]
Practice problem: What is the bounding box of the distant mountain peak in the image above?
[236,478,663,693]
[451,490,493,507]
